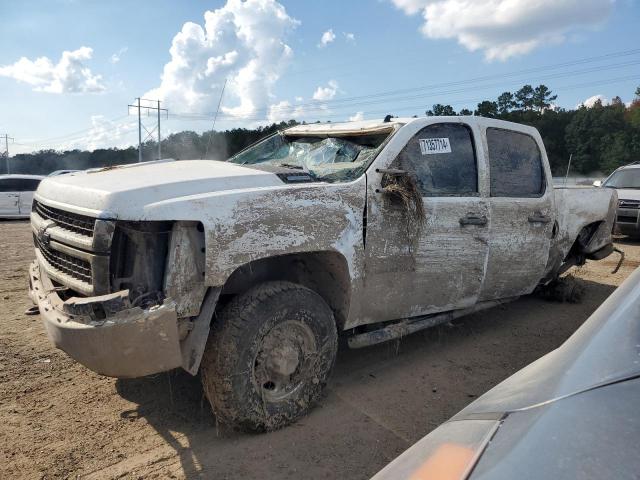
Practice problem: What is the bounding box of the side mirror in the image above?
[375,168,408,192]
[376,168,408,177]
[593,180,602,187]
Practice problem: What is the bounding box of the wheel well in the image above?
[569,220,605,257]
[557,221,606,275]
[220,251,352,329]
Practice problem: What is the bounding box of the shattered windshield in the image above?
[604,169,640,189]
[228,131,391,182]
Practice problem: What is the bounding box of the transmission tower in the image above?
[127,98,168,163]
[1,134,14,174]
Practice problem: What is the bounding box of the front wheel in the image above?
[200,281,338,432]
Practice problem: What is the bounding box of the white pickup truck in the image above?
[28,116,616,431]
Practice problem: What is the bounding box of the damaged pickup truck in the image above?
[28,116,617,431]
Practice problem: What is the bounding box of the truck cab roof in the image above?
[283,116,540,137]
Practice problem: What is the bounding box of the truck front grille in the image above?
[34,233,93,285]
[33,200,96,237]
[618,199,640,209]
[31,201,114,295]
[617,215,637,224]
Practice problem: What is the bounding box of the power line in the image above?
[1,134,14,174]
[19,115,130,145]
[10,47,640,153]
[204,78,227,159]
[170,69,640,124]
[285,47,640,79]
[10,72,638,155]
[169,48,640,120]
[305,74,640,122]
[127,98,167,162]
[168,73,638,126]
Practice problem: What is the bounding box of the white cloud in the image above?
[578,94,609,108]
[83,115,137,150]
[312,80,339,101]
[344,32,356,42]
[110,46,128,64]
[144,0,299,119]
[390,0,432,14]
[391,0,613,61]
[268,100,309,122]
[0,46,105,93]
[75,116,136,151]
[349,111,365,121]
[319,28,336,47]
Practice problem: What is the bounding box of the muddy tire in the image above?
[200,281,338,432]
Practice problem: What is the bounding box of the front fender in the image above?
[201,182,367,287]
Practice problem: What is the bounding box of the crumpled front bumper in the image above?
[28,259,183,378]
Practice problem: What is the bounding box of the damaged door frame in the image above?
[356,117,492,325]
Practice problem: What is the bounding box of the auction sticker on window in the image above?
[419,138,451,155]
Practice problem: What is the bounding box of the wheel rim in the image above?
[253,320,317,402]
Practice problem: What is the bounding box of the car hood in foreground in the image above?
[470,377,640,479]
[373,267,640,480]
[454,266,640,419]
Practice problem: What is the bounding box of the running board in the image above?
[348,298,517,349]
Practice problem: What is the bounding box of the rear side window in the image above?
[396,123,478,196]
[487,128,545,197]
[23,179,41,191]
[0,178,41,192]
[0,179,20,192]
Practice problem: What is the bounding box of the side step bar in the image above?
[348,298,517,349]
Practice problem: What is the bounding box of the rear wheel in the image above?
[200,281,338,432]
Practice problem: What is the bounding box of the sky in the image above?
[1,0,639,155]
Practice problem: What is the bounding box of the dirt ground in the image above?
[1,219,637,479]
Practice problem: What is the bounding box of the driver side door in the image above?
[359,121,490,324]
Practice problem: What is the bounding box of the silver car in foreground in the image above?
[373,267,640,480]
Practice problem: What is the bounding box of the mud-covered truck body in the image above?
[28,116,616,430]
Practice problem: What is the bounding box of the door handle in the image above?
[528,214,551,224]
[459,214,488,226]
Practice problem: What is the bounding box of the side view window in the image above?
[0,179,19,192]
[487,128,545,197]
[396,123,478,196]
[0,178,40,192]
[20,179,41,191]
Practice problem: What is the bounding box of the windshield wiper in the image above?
[278,163,304,170]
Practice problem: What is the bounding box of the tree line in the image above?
[3,85,640,176]
[427,84,640,175]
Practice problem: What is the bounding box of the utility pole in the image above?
[564,153,573,186]
[127,98,167,162]
[137,98,142,163]
[1,134,14,174]
[157,100,161,162]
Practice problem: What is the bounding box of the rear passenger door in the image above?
[479,127,555,301]
[0,178,20,217]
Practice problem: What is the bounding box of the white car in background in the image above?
[48,170,80,177]
[0,174,45,219]
[595,163,640,237]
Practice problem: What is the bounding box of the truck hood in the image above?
[35,159,284,218]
